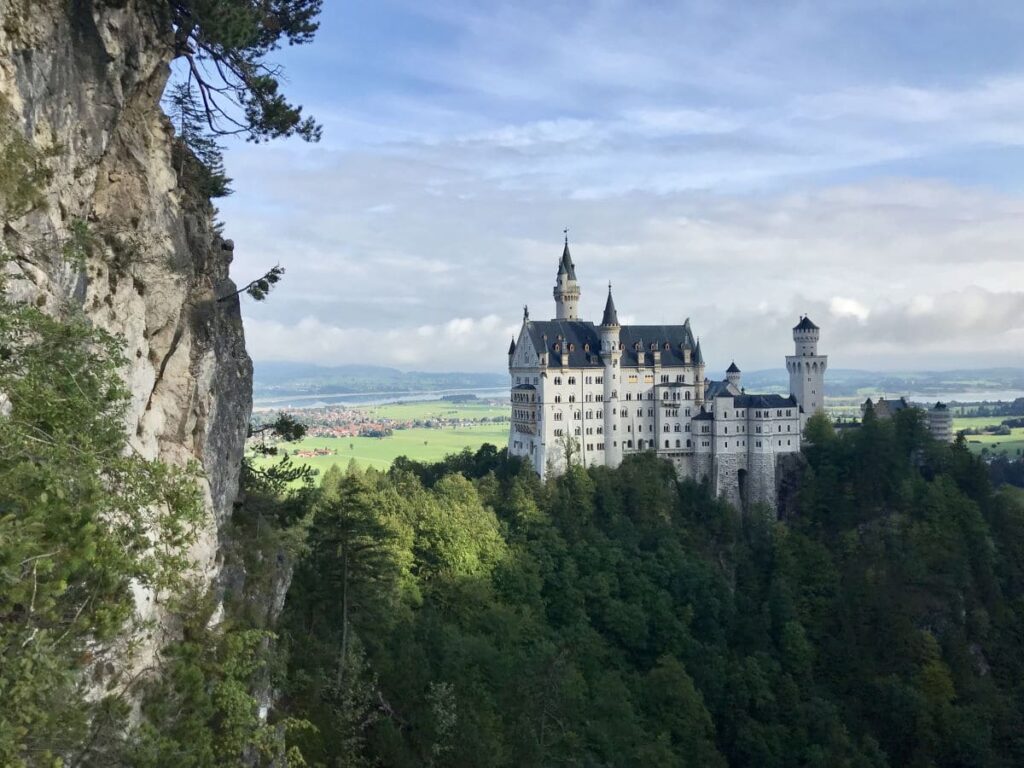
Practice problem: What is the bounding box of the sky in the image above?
[216,0,1024,375]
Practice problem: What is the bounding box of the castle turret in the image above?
[599,284,622,468]
[726,361,741,389]
[553,235,580,320]
[786,316,827,429]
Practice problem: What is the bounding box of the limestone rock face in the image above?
[0,0,252,668]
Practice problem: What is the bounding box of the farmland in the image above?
[954,416,1024,458]
[256,423,509,475]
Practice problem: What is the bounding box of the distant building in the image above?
[927,402,954,443]
[507,238,828,511]
[861,397,954,443]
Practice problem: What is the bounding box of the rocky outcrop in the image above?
[0,0,251,674]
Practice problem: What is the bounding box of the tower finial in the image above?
[563,226,569,245]
[523,304,529,321]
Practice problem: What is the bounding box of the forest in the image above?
[268,411,1024,767]
[3,264,1024,766]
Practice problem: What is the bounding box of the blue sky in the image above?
[216,0,1024,373]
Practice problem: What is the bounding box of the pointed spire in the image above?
[694,338,704,365]
[508,337,516,356]
[726,361,740,373]
[556,230,577,281]
[601,282,619,327]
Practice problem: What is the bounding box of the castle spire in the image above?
[601,282,619,327]
[553,235,580,320]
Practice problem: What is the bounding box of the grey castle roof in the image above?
[601,288,619,327]
[794,316,819,331]
[557,242,577,281]
[734,393,798,408]
[524,319,699,369]
[726,361,740,373]
[508,337,516,355]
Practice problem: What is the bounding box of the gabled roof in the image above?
[726,361,740,373]
[794,316,819,331]
[557,242,577,281]
[601,287,619,327]
[734,393,798,409]
[523,320,699,369]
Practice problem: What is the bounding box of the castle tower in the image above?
[726,361,741,390]
[553,236,580,320]
[599,284,622,467]
[786,316,827,429]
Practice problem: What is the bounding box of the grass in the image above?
[257,424,509,475]
[954,416,1024,457]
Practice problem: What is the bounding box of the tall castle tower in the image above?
[553,235,580,320]
[600,285,622,467]
[786,316,827,429]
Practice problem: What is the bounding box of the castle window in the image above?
[674,424,680,432]
[575,411,581,420]
[554,395,562,403]
[554,412,563,421]
[596,376,603,384]
[637,408,643,417]
[661,375,669,383]
[568,377,576,385]
[568,395,575,403]
[662,391,668,400]
[584,344,590,353]
[665,440,670,448]
[554,376,562,385]
[598,443,605,450]
[664,342,670,351]
[677,374,684,382]
[568,344,575,352]
[663,425,669,433]
[685,391,691,400]
[725,442,728,448]
[675,439,681,447]
[648,409,654,417]
[686,439,691,448]
[626,392,632,400]
[554,343,561,352]
[724,427,728,434]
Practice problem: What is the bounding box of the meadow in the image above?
[261,424,509,475]
[954,416,1024,458]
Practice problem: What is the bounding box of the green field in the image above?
[259,423,509,475]
[954,416,1024,457]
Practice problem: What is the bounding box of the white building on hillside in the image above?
[508,239,828,511]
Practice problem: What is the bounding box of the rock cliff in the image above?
[0,0,251,668]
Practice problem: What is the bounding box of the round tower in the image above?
[600,284,622,468]
[726,361,741,389]
[786,316,827,429]
[553,235,580,320]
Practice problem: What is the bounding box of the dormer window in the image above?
[568,343,575,352]
[663,342,670,351]
[634,342,641,351]
[649,342,656,351]
[554,343,561,352]
[583,342,590,352]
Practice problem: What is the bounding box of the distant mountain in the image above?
[741,367,1024,397]
[253,361,506,396]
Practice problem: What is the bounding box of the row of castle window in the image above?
[552,375,606,386]
[512,392,536,403]
[514,376,540,385]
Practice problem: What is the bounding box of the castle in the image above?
[507,239,827,511]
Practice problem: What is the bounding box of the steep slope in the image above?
[0,0,251,668]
